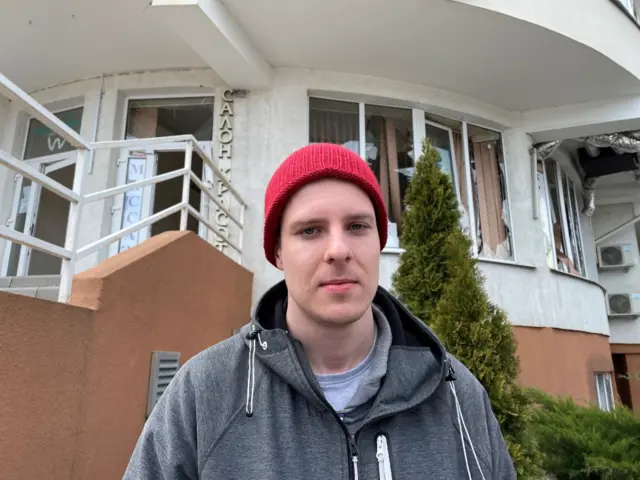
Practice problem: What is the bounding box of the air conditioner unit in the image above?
[597,244,635,269]
[607,293,640,317]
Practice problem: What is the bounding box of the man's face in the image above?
[275,178,381,327]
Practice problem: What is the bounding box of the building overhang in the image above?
[151,0,272,90]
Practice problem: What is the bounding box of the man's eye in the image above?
[350,223,367,231]
[301,227,318,236]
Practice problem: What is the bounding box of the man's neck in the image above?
[286,301,376,375]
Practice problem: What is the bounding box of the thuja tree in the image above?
[392,140,542,478]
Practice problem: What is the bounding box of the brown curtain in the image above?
[472,140,507,252]
[379,119,403,233]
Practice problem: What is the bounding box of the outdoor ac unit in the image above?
[607,293,640,317]
[597,244,635,269]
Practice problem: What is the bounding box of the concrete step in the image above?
[0,275,61,288]
[0,275,61,301]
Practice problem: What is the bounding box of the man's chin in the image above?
[311,304,367,327]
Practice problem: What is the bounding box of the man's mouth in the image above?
[320,279,358,293]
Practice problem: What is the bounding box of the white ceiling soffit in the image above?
[451,0,640,82]
[0,0,209,93]
[152,0,272,89]
[220,0,640,111]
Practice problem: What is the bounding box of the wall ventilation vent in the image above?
[146,351,181,418]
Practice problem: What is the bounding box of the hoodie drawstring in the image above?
[449,381,486,480]
[245,325,267,417]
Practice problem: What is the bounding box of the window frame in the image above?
[540,157,587,277]
[595,372,615,412]
[308,96,515,260]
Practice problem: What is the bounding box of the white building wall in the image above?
[0,96,10,143]
[230,69,610,336]
[0,66,613,337]
[592,203,640,344]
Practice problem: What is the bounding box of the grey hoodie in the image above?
[123,282,516,479]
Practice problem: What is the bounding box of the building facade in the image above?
[2,0,640,411]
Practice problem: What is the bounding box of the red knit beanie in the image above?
[264,143,388,266]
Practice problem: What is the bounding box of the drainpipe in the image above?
[87,74,105,174]
[530,146,540,220]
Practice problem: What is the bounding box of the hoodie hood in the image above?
[241,280,452,420]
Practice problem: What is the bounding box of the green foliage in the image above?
[392,139,543,478]
[528,389,640,479]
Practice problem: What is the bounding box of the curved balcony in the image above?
[2,0,640,115]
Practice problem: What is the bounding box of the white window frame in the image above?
[1,104,85,276]
[541,158,587,276]
[595,372,615,412]
[309,96,515,260]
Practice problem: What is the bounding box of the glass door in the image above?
[110,143,213,256]
[109,96,215,255]
[1,153,77,276]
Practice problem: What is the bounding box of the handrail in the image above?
[186,205,242,254]
[0,149,80,203]
[0,66,248,303]
[76,203,187,259]
[91,135,246,207]
[189,171,242,228]
[83,168,189,204]
[0,72,90,151]
[1,137,248,302]
[0,226,73,260]
[0,73,247,303]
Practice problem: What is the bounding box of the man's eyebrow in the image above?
[344,213,376,223]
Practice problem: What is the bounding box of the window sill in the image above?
[381,247,405,255]
[476,257,537,270]
[549,268,607,293]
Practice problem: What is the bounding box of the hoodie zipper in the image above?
[280,331,451,480]
[349,434,359,480]
[376,434,393,480]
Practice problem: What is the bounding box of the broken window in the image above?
[465,124,513,260]
[542,158,586,276]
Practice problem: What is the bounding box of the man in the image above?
[123,143,516,479]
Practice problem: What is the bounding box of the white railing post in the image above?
[58,150,87,303]
[238,203,245,265]
[180,141,193,231]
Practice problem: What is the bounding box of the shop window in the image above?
[23,107,83,159]
[125,97,214,141]
[595,372,615,412]
[540,158,586,276]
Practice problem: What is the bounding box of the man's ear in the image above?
[274,238,283,270]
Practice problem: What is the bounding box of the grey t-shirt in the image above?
[315,327,378,412]
[315,305,393,431]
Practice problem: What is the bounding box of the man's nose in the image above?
[324,228,352,263]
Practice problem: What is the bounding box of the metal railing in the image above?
[0,73,246,303]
